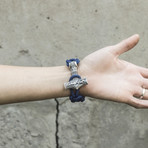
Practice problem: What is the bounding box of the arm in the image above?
[0,65,70,104]
[1,34,148,108]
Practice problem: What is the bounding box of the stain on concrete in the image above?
[115,26,119,30]
[19,49,29,55]
[46,16,50,20]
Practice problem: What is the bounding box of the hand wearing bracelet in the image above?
[0,34,148,109]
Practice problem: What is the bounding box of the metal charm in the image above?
[68,61,78,75]
[64,78,88,90]
[64,61,88,90]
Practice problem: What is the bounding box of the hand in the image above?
[79,34,148,108]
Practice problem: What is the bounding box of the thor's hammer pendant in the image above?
[64,61,88,90]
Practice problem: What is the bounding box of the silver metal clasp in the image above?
[68,61,78,75]
[65,60,88,90]
[64,78,88,90]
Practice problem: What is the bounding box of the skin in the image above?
[0,34,148,108]
[79,34,148,108]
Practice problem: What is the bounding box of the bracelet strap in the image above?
[69,74,85,102]
[66,58,86,103]
[66,58,80,67]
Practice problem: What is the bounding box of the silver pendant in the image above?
[64,61,88,90]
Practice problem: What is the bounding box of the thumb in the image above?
[112,34,140,56]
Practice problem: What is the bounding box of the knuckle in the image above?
[124,42,131,50]
[107,45,118,55]
[124,96,132,104]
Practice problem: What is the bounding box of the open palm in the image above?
[79,35,148,108]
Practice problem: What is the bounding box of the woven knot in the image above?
[69,74,85,103]
[66,58,85,103]
[66,58,80,67]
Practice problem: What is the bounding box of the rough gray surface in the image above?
[0,0,148,148]
[0,101,56,148]
[59,99,148,148]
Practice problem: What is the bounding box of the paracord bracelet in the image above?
[64,58,88,103]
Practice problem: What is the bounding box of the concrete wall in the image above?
[0,0,148,148]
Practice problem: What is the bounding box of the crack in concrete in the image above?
[55,98,59,148]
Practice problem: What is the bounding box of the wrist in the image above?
[78,61,89,96]
[64,58,88,102]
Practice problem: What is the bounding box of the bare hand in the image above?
[79,34,148,108]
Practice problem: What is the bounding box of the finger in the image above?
[112,34,140,56]
[133,86,143,98]
[129,96,148,108]
[141,89,148,100]
[133,86,148,100]
[138,66,148,78]
[138,78,148,100]
[142,78,148,89]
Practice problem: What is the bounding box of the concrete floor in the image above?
[0,0,148,148]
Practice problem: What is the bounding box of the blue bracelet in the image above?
[66,58,80,67]
[65,58,87,103]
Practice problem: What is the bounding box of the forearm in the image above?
[0,65,70,104]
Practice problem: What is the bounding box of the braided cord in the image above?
[66,58,80,67]
[66,59,85,103]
